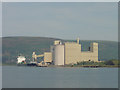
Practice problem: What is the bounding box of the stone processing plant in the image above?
[33,38,98,65]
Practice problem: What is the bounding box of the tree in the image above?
[104,60,114,65]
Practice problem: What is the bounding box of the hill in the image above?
[2,37,118,64]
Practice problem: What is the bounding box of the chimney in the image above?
[77,38,80,44]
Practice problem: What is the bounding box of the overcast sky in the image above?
[2,2,118,41]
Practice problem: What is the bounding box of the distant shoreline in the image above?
[1,64,119,68]
[48,65,119,68]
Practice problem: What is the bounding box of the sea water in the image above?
[2,66,118,88]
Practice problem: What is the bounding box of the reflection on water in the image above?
[2,66,118,88]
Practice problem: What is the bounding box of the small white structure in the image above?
[17,55,26,64]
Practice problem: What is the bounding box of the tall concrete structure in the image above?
[64,42,82,64]
[54,45,64,65]
[64,41,98,64]
[44,38,98,65]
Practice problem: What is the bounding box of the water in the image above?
[0,66,2,89]
[2,66,118,88]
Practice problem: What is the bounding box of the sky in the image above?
[2,2,118,41]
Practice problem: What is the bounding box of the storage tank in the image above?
[54,45,64,65]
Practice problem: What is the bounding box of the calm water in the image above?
[2,66,118,88]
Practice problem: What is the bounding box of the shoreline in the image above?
[1,64,119,68]
[48,65,119,68]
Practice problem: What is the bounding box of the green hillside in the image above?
[2,37,118,64]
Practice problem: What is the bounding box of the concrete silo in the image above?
[54,44,64,65]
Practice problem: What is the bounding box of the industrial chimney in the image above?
[77,38,80,44]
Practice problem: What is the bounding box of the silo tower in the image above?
[53,40,65,65]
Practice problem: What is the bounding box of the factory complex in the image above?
[34,38,99,66]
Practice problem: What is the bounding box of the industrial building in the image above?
[33,38,98,65]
